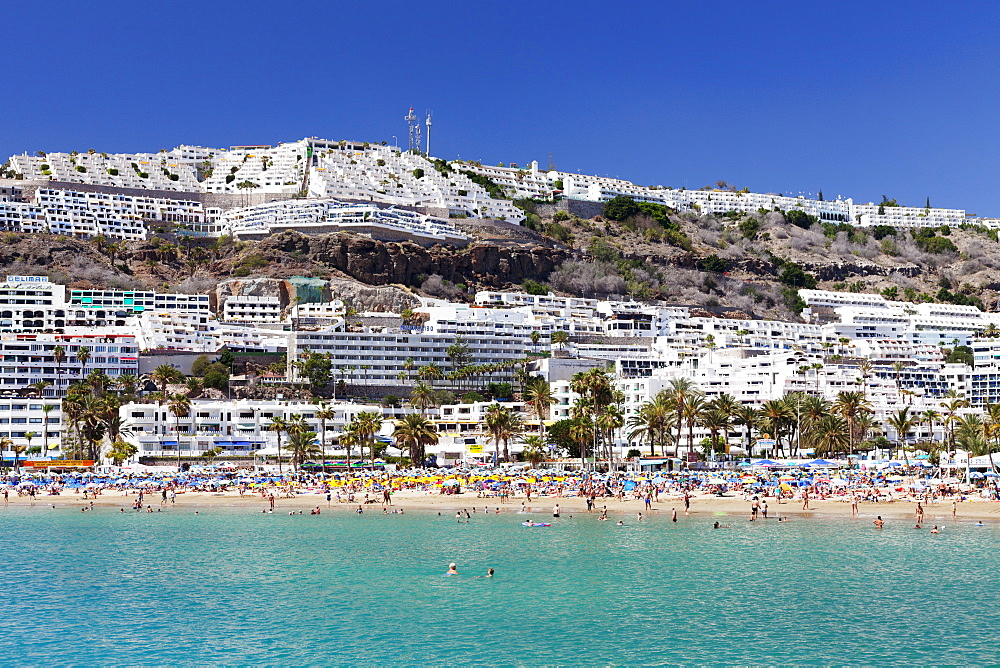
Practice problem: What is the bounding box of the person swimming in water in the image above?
[446,563,458,575]
[487,568,494,577]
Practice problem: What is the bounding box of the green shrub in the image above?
[785,209,817,229]
[552,210,571,222]
[107,168,119,176]
[778,262,817,289]
[522,279,549,295]
[738,217,760,240]
[546,222,572,243]
[698,254,728,273]
[872,225,896,240]
[412,168,424,179]
[75,165,86,173]
[603,196,639,221]
[225,174,235,184]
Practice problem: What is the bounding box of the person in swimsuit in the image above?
[446,563,458,575]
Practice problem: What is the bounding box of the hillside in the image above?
[1,200,997,318]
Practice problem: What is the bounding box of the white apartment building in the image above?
[852,203,965,228]
[0,276,68,332]
[222,296,284,324]
[132,311,289,353]
[289,304,541,387]
[0,333,139,398]
[121,399,379,460]
[0,398,62,456]
[9,148,208,192]
[67,288,210,327]
[219,198,468,245]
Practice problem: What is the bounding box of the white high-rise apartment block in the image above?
[222,296,284,324]
[290,304,542,387]
[121,399,379,460]
[0,333,139,398]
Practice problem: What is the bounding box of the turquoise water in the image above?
[2,503,999,666]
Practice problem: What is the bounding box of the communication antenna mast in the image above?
[405,107,419,153]
[425,110,433,156]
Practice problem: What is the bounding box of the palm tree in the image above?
[628,394,671,456]
[286,414,310,470]
[758,399,793,457]
[76,346,91,386]
[682,394,707,457]
[833,390,871,455]
[523,377,553,434]
[152,364,182,404]
[41,404,55,457]
[315,402,336,469]
[732,405,759,457]
[551,330,569,351]
[354,411,384,468]
[409,381,436,416]
[568,415,594,468]
[28,380,50,398]
[53,345,66,396]
[665,377,698,452]
[393,413,438,466]
[168,393,191,470]
[939,390,969,452]
[921,409,941,448]
[1,436,19,472]
[418,363,443,383]
[267,416,289,474]
[698,408,731,458]
[286,428,319,471]
[116,374,140,398]
[856,360,874,397]
[886,407,917,464]
[520,434,546,466]
[812,414,850,457]
[485,403,522,463]
[530,331,541,354]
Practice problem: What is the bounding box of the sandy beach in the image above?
[9,487,1000,521]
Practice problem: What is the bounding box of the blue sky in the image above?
[5,1,999,214]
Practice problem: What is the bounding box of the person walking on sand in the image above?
[683,491,691,515]
[751,497,759,521]
[761,499,768,519]
[851,494,859,517]
[801,490,810,510]
[951,500,957,520]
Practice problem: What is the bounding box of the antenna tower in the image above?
[405,107,421,154]
[425,110,433,156]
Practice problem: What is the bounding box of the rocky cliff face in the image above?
[256,232,570,289]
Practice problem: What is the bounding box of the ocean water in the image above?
[2,501,999,666]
